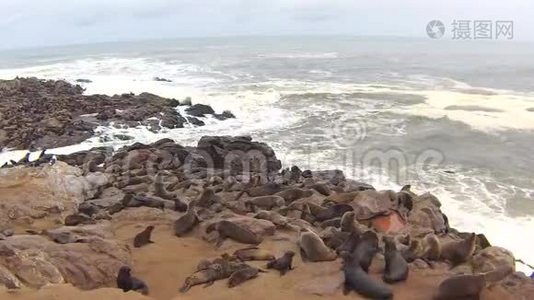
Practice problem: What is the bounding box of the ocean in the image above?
[0,36,533,272]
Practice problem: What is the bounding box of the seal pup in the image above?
[206,220,262,247]
[227,266,264,288]
[433,265,513,300]
[382,236,409,283]
[340,252,393,299]
[134,225,155,248]
[314,204,354,222]
[440,232,476,265]
[233,247,275,261]
[353,230,379,273]
[116,266,149,295]
[174,200,199,236]
[266,251,295,275]
[298,228,337,262]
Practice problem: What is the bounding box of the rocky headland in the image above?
[0,78,533,300]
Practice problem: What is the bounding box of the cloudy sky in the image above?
[1,0,533,49]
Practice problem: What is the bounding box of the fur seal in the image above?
[123,194,165,210]
[440,232,476,265]
[174,201,199,236]
[206,220,263,246]
[134,225,155,248]
[336,232,360,254]
[275,188,313,203]
[298,228,337,262]
[266,251,295,275]
[174,198,188,212]
[233,247,275,261]
[422,233,441,260]
[323,192,359,204]
[117,266,149,295]
[310,183,331,196]
[433,265,513,300]
[320,217,342,228]
[382,236,409,283]
[64,213,94,226]
[180,264,225,292]
[253,210,288,227]
[401,239,423,263]
[340,211,362,234]
[227,266,263,288]
[245,195,285,211]
[353,230,379,272]
[235,182,283,200]
[340,252,393,299]
[314,204,354,222]
[195,188,218,208]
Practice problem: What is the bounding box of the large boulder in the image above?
[0,162,103,229]
[0,223,131,290]
[471,247,515,273]
[185,104,215,117]
[195,136,282,175]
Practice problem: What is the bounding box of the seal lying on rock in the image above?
[245,195,285,211]
[134,225,155,248]
[253,210,288,227]
[341,252,393,299]
[298,228,337,262]
[382,236,409,283]
[206,220,263,247]
[174,200,199,236]
[117,266,149,295]
[433,265,513,300]
[275,188,313,203]
[314,204,354,222]
[235,182,283,200]
[440,232,476,265]
[233,247,275,261]
[266,251,295,275]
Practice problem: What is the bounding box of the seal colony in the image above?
[0,103,531,299]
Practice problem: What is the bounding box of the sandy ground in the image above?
[0,212,517,300]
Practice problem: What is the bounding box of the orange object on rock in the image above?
[371,211,407,233]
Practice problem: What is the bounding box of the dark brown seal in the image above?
[340,252,393,299]
[206,220,263,246]
[382,236,409,283]
[314,204,354,222]
[134,225,155,248]
[266,251,295,275]
[233,247,275,261]
[353,230,379,273]
[116,266,149,295]
[310,183,331,196]
[174,200,199,236]
[195,188,218,208]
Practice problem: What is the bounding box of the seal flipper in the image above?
[203,280,215,288]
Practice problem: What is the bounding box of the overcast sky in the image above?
[1,0,533,49]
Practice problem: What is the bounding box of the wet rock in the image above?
[153,77,172,82]
[187,117,205,126]
[185,104,215,117]
[213,110,236,120]
[75,79,92,83]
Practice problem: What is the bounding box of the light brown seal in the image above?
[206,220,263,247]
[298,228,337,262]
[233,247,275,261]
[440,232,476,265]
[174,200,199,237]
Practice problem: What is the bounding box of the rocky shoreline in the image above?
[0,78,235,150]
[0,79,533,300]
